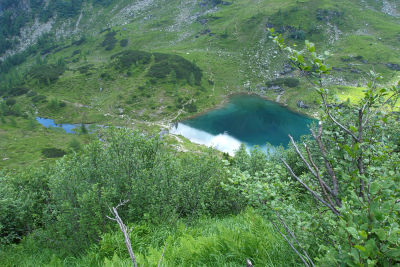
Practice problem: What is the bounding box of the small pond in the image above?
[170,95,315,155]
[36,117,94,134]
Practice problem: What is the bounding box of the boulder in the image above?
[297,100,309,109]
[386,63,400,71]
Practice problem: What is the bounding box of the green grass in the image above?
[0,116,92,169]
[1,0,399,169]
[0,209,302,267]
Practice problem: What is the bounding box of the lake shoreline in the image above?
[174,91,318,124]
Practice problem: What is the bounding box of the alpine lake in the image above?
[170,94,315,155]
[36,95,315,155]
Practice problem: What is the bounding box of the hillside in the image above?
[0,1,400,266]
[1,0,399,167]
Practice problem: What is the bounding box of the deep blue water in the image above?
[171,95,315,155]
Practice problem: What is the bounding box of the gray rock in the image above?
[159,129,169,139]
[297,100,309,109]
[386,63,400,71]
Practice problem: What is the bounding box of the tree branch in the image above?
[321,93,359,142]
[310,122,339,199]
[271,220,311,267]
[282,159,340,216]
[107,200,137,267]
[275,211,315,267]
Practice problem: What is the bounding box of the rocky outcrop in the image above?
[297,100,309,109]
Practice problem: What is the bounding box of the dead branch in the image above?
[310,122,339,200]
[107,200,137,267]
[274,212,315,267]
[282,159,340,216]
[158,241,167,267]
[271,220,311,267]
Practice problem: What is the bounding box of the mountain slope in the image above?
[0,0,399,167]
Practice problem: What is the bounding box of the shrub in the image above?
[184,102,197,113]
[266,77,299,88]
[283,77,299,87]
[72,37,86,46]
[72,49,81,56]
[5,98,16,106]
[290,30,306,40]
[111,50,152,69]
[149,53,202,85]
[77,64,94,74]
[31,95,47,103]
[41,148,67,158]
[101,31,117,51]
[27,91,37,97]
[28,64,66,84]
[9,87,29,96]
[119,39,128,47]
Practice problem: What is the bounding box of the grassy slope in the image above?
[1,0,399,168]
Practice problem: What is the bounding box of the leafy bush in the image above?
[28,64,66,84]
[9,87,29,96]
[72,49,81,56]
[266,77,299,88]
[111,50,152,69]
[27,91,37,97]
[47,98,66,110]
[283,77,299,87]
[290,30,306,40]
[101,31,117,51]
[184,102,197,113]
[31,95,47,103]
[41,148,67,158]
[72,37,86,46]
[149,53,202,85]
[0,168,50,245]
[119,39,128,47]
[36,129,243,252]
[5,98,16,106]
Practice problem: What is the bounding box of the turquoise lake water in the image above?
[170,95,315,155]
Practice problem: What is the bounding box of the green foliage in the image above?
[0,168,50,245]
[149,53,202,85]
[28,64,66,84]
[266,77,299,88]
[0,128,242,253]
[47,98,66,111]
[69,138,82,152]
[101,31,117,51]
[31,95,47,103]
[111,50,152,69]
[119,39,128,47]
[230,30,400,266]
[5,98,16,106]
[8,87,29,97]
[41,147,67,158]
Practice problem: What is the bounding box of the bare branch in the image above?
[282,159,340,216]
[288,135,317,178]
[305,144,337,210]
[107,200,137,267]
[275,212,315,267]
[310,123,339,199]
[271,220,310,267]
[158,242,167,267]
[246,259,254,267]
